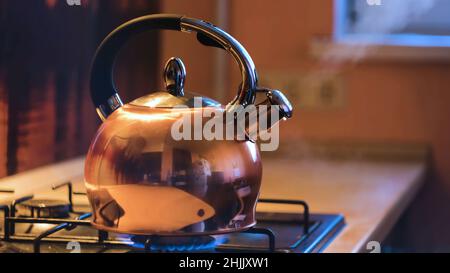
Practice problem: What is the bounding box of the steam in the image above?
[281,1,442,159]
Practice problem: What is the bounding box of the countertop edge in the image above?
[351,163,427,253]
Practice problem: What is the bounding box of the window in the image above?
[335,0,450,47]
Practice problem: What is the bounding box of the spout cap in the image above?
[267,90,293,119]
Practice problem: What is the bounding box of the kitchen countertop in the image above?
[0,158,85,205]
[0,156,426,253]
[259,158,426,253]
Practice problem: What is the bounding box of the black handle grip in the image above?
[90,14,182,110]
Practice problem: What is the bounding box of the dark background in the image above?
[0,0,160,175]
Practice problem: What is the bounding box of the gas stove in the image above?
[0,182,345,253]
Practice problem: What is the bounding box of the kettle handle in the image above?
[90,14,258,120]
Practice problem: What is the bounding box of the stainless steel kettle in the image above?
[84,14,293,236]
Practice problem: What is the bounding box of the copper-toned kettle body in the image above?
[85,105,262,235]
[85,14,292,235]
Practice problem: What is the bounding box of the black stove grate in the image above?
[0,182,343,253]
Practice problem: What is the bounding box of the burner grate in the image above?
[0,181,333,253]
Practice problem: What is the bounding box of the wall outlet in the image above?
[259,71,346,110]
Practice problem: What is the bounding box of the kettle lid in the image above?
[129,57,221,109]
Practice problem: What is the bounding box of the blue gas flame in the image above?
[118,234,228,252]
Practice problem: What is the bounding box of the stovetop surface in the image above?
[0,206,345,253]
[0,185,345,254]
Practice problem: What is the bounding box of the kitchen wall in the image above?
[160,0,450,251]
[0,74,6,178]
[0,0,160,175]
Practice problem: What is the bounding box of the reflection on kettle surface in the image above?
[87,184,216,234]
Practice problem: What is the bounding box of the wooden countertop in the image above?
[0,156,426,253]
[259,158,426,253]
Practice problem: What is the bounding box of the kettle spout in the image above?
[227,88,293,142]
[251,88,293,138]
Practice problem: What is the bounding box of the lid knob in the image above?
[164,57,186,97]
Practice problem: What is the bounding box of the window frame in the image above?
[334,0,450,48]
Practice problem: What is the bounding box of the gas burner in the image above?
[130,235,227,252]
[18,199,71,218]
